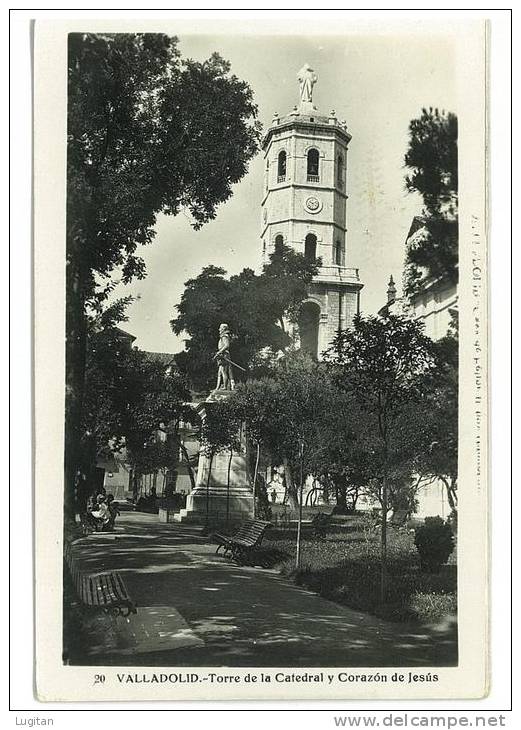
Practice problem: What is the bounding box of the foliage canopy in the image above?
[403,108,458,296]
[172,243,319,391]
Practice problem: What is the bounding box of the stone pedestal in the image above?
[174,390,254,524]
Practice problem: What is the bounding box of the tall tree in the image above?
[413,329,459,511]
[405,108,458,215]
[171,243,319,391]
[324,313,439,601]
[260,240,320,332]
[81,298,191,503]
[65,33,260,518]
[403,108,458,295]
[230,353,335,506]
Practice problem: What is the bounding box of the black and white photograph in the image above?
[31,16,490,702]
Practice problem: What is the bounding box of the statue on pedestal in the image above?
[214,323,235,391]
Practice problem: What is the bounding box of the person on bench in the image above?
[86,494,111,531]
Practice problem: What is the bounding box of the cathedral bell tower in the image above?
[261,64,363,357]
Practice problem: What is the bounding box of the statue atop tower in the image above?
[297,63,318,109]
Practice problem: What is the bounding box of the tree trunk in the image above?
[226,447,233,526]
[64,247,88,523]
[334,477,348,514]
[349,485,360,512]
[180,442,196,492]
[132,469,141,502]
[205,452,214,530]
[295,444,304,569]
[283,457,298,510]
[252,442,260,519]
[380,471,388,603]
[444,476,458,511]
[322,477,330,505]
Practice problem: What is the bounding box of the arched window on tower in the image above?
[274,234,284,252]
[305,233,317,262]
[337,154,344,187]
[307,148,320,181]
[277,151,286,182]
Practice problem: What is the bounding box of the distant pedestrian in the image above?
[106,493,120,529]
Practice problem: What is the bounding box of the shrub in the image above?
[414,516,455,573]
[256,478,273,521]
[409,591,457,623]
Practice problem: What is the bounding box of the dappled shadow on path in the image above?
[68,513,457,668]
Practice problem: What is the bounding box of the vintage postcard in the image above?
[34,17,488,701]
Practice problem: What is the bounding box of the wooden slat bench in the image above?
[212,519,271,565]
[64,541,137,617]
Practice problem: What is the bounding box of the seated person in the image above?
[87,494,111,531]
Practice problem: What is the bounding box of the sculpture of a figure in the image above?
[214,323,235,391]
[297,63,318,104]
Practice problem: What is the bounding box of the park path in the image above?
[68,512,457,668]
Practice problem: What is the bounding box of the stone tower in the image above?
[261,64,363,357]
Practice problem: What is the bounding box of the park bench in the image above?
[64,541,137,617]
[371,508,410,531]
[212,519,272,565]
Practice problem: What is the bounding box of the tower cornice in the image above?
[262,118,352,151]
[260,219,348,239]
[261,184,349,207]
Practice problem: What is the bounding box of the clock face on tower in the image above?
[304,196,322,214]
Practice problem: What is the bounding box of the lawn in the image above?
[263,516,457,624]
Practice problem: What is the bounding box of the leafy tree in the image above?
[405,108,458,214]
[81,298,191,503]
[403,108,458,295]
[413,330,458,511]
[228,376,288,517]
[324,313,439,601]
[302,389,362,513]
[122,358,192,500]
[65,32,260,519]
[79,297,136,487]
[261,240,320,332]
[230,353,339,569]
[308,388,427,517]
[172,244,319,391]
[235,354,334,506]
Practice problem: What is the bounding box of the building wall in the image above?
[408,281,458,341]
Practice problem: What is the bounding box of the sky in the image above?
[112,31,457,354]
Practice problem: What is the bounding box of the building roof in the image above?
[113,326,136,343]
[405,216,427,241]
[143,351,178,368]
